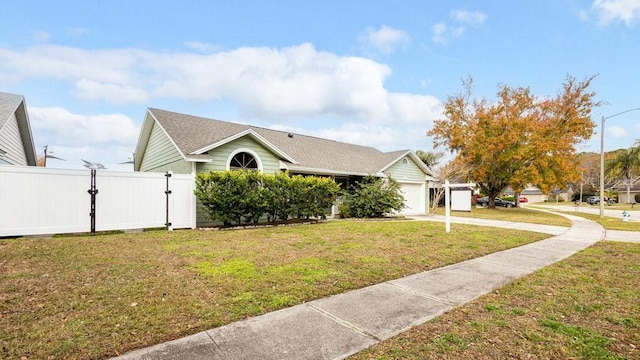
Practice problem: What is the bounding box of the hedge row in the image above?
[194,171,340,226]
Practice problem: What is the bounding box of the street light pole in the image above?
[600,108,640,218]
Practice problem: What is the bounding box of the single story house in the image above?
[612,178,640,204]
[0,92,37,166]
[503,185,546,203]
[134,108,435,225]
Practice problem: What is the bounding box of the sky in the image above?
[1,0,640,170]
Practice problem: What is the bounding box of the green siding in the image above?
[384,157,427,182]
[197,135,282,174]
[140,122,190,173]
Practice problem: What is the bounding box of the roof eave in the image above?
[15,99,37,166]
[282,163,377,177]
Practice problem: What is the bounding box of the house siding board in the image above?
[140,122,185,172]
[383,157,426,182]
[0,112,28,166]
[145,159,192,174]
[197,136,281,174]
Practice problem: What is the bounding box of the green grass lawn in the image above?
[561,211,640,231]
[0,220,548,359]
[351,241,640,360]
[433,206,572,227]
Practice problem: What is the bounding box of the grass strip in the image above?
[352,241,640,360]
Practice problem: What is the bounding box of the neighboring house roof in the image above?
[135,108,434,178]
[0,92,37,166]
[612,177,640,191]
[504,186,544,195]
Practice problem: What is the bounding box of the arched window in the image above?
[229,151,259,171]
[402,158,409,164]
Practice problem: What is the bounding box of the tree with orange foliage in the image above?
[428,76,600,208]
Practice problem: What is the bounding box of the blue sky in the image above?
[1,0,639,170]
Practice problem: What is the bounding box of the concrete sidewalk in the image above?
[114,213,605,360]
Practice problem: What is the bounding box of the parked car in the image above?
[586,196,600,205]
[586,196,616,205]
[476,197,515,208]
[519,197,528,203]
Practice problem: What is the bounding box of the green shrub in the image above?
[338,203,350,218]
[341,176,405,218]
[263,172,293,222]
[194,171,340,226]
[635,193,640,203]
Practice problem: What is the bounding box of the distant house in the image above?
[612,178,640,204]
[503,185,546,203]
[134,108,435,225]
[0,92,37,166]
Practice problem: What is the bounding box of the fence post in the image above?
[87,169,98,234]
[165,171,173,230]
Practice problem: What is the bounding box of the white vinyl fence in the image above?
[0,166,196,237]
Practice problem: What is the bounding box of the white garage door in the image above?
[399,182,425,214]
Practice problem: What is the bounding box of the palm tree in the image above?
[416,150,443,168]
[605,145,640,204]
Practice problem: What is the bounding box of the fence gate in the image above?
[0,166,196,237]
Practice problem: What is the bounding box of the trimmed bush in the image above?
[341,176,405,218]
[194,171,340,226]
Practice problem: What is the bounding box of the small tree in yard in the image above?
[342,176,405,218]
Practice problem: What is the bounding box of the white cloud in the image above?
[318,123,435,152]
[1,42,441,125]
[432,23,449,44]
[75,79,148,103]
[2,42,444,160]
[185,41,220,53]
[590,0,640,27]
[29,106,139,146]
[608,124,628,137]
[450,9,488,25]
[432,9,487,44]
[28,107,140,168]
[359,25,410,54]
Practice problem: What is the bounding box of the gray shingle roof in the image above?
[148,108,419,175]
[0,92,24,130]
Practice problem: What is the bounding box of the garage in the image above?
[398,182,425,214]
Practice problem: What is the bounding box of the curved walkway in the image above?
[114,212,605,360]
[528,204,640,243]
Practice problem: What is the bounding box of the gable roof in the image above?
[136,108,433,177]
[0,92,37,166]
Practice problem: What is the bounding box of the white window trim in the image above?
[226,148,263,171]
